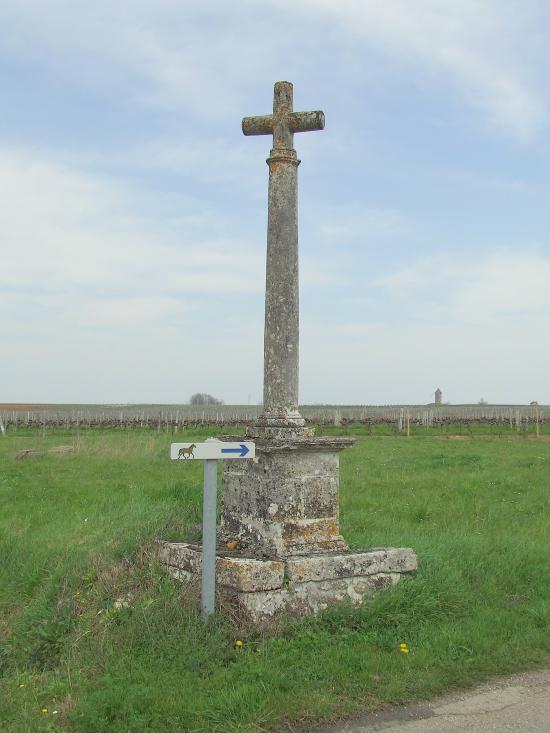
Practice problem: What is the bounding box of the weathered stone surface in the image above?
[242,81,324,429]
[285,548,418,583]
[166,566,195,584]
[160,540,416,621]
[281,518,347,555]
[220,440,353,557]
[158,542,285,592]
[231,435,355,452]
[225,573,402,622]
[219,556,284,592]
[291,573,401,607]
[225,587,293,620]
[158,542,201,572]
[245,425,315,440]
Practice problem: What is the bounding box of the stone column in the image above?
[242,81,324,433]
[262,144,303,427]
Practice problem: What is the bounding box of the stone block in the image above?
[219,556,284,592]
[282,518,347,555]
[157,542,285,592]
[290,573,401,609]
[158,542,200,572]
[219,511,285,557]
[159,541,417,622]
[220,440,352,556]
[226,587,293,620]
[225,572,402,622]
[285,548,417,582]
[166,566,195,583]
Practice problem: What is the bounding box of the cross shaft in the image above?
[243,82,324,434]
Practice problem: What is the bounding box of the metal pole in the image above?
[201,459,217,619]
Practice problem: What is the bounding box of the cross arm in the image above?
[242,115,274,136]
[289,111,325,133]
[242,111,325,137]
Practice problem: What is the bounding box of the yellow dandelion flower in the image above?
[18,683,25,688]
[399,643,410,654]
[235,639,243,649]
[40,707,49,713]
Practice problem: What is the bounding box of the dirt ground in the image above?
[316,667,550,733]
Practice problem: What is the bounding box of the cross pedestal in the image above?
[160,82,416,621]
[221,437,352,558]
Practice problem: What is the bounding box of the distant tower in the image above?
[435,388,442,406]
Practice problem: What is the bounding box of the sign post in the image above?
[201,459,217,619]
[171,439,255,619]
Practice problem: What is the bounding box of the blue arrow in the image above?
[221,444,249,457]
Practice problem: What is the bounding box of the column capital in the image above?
[266,148,300,167]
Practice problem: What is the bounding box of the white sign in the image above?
[170,441,255,461]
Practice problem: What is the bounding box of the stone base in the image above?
[219,436,356,558]
[158,542,417,622]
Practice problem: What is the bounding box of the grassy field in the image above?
[1,426,550,732]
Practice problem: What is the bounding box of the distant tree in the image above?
[189,393,224,406]
[478,398,488,405]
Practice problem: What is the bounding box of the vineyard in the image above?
[0,403,547,432]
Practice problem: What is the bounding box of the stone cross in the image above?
[159,84,418,621]
[243,81,324,430]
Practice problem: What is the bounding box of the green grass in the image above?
[1,427,550,732]
[318,420,550,437]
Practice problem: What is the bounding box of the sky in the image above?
[1,0,549,406]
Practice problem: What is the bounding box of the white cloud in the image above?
[1,1,546,141]
[287,0,546,142]
[0,145,268,406]
[0,1,277,119]
[0,146,347,402]
[299,248,550,404]
[0,148,264,299]
[1,3,549,403]
[78,296,192,329]
[452,251,550,323]
[115,137,259,185]
[0,147,267,402]
[374,249,550,325]
[2,146,548,403]
[310,205,406,244]
[302,314,550,405]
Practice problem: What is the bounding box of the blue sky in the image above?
[2,0,549,405]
